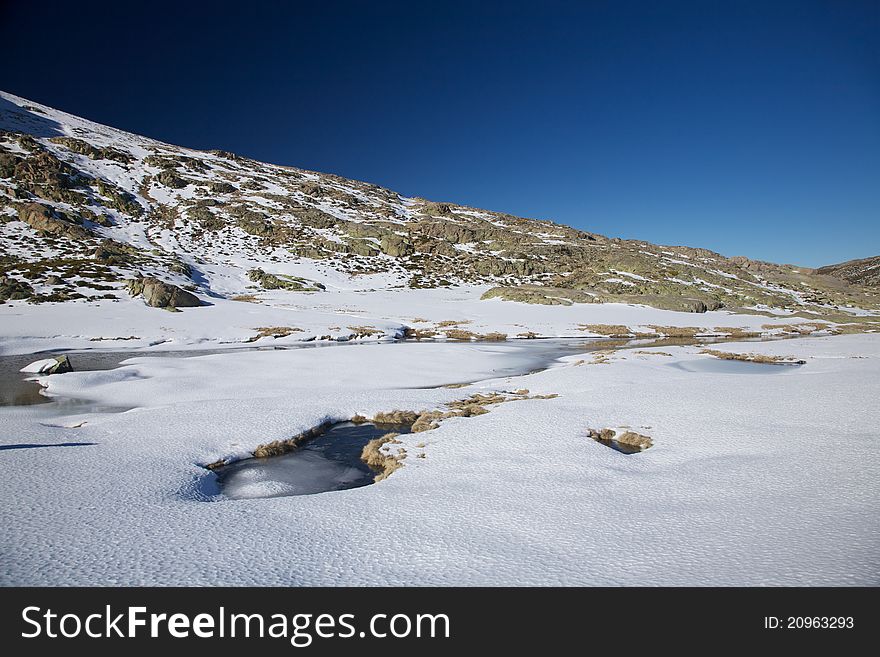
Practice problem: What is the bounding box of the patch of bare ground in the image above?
[435,319,472,328]
[701,349,806,365]
[517,331,540,339]
[89,335,140,341]
[246,326,304,341]
[588,427,653,451]
[633,350,673,357]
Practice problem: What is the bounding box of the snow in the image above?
[0,285,825,356]
[19,357,59,373]
[1,334,877,585]
[2,88,878,586]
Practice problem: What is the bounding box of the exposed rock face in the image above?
[127,276,201,309]
[17,203,90,240]
[380,234,414,257]
[481,286,596,306]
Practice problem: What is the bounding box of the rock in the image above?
[156,169,188,189]
[0,276,34,301]
[20,355,72,375]
[17,203,91,240]
[380,234,414,257]
[247,268,325,291]
[209,181,236,194]
[126,276,201,309]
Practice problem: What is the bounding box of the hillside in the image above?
[816,256,880,288]
[1,90,878,339]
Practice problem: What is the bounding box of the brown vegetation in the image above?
[701,349,806,365]
[361,433,404,481]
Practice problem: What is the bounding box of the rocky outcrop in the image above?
[380,234,414,257]
[0,276,33,302]
[126,276,201,309]
[247,268,325,291]
[17,203,91,240]
[481,285,596,306]
[49,137,132,164]
[156,169,189,189]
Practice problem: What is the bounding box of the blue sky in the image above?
[2,0,878,266]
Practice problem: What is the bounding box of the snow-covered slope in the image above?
[2,90,878,316]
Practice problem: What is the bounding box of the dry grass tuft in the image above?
[347,325,381,338]
[246,326,303,341]
[701,349,805,365]
[444,328,477,340]
[230,294,261,303]
[712,326,761,338]
[403,327,438,340]
[361,432,404,481]
[372,410,420,426]
[646,325,701,338]
[588,427,653,450]
[251,421,332,459]
[579,324,633,337]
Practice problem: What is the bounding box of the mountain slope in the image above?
[1,90,878,323]
[817,256,880,288]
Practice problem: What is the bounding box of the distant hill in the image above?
[817,256,880,288]
[1,89,877,318]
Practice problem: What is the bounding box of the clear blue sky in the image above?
[2,0,878,266]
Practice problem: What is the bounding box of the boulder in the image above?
[127,276,201,309]
[20,355,72,375]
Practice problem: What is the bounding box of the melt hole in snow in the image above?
[213,421,412,499]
